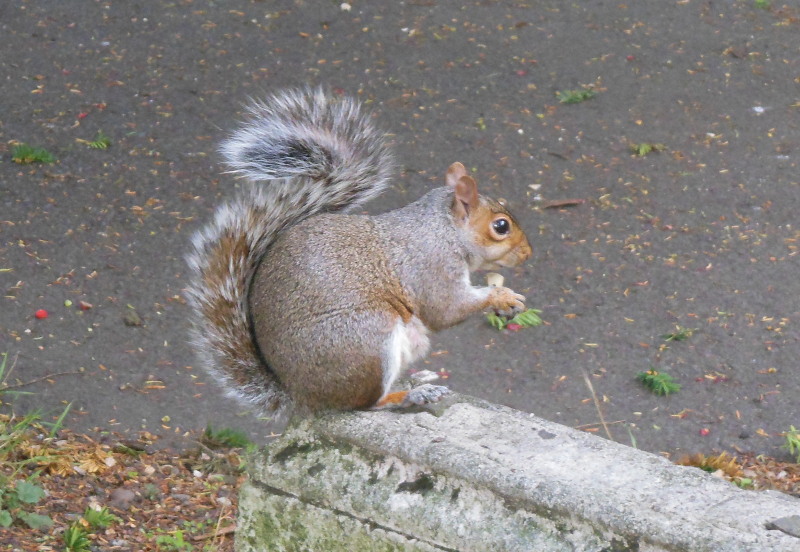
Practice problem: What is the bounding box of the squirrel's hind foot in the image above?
[404,384,452,406]
[372,384,451,409]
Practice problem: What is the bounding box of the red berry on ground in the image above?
[35,309,48,319]
[699,428,710,436]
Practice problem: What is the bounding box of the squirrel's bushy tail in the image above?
[185,88,394,413]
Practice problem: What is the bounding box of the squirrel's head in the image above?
[446,162,532,271]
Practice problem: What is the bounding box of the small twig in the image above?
[192,439,218,456]
[1,370,83,390]
[574,420,627,430]
[193,524,236,541]
[192,476,238,544]
[546,150,571,160]
[581,369,614,441]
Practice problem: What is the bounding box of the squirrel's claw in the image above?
[491,287,526,317]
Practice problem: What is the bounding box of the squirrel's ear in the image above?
[452,175,479,220]
[445,162,468,189]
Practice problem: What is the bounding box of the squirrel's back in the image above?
[185,88,394,414]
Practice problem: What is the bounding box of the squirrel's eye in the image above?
[492,218,510,235]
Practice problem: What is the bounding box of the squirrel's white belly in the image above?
[382,316,430,393]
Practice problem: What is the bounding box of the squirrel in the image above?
[185,88,532,416]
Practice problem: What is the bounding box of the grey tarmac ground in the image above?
[1,1,799,462]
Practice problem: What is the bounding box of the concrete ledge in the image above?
[236,395,800,551]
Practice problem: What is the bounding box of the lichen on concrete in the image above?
[237,394,800,552]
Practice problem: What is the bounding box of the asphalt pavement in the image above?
[1,1,798,460]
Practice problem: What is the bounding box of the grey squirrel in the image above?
[185,88,532,416]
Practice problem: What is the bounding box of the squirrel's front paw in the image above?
[489,286,526,317]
